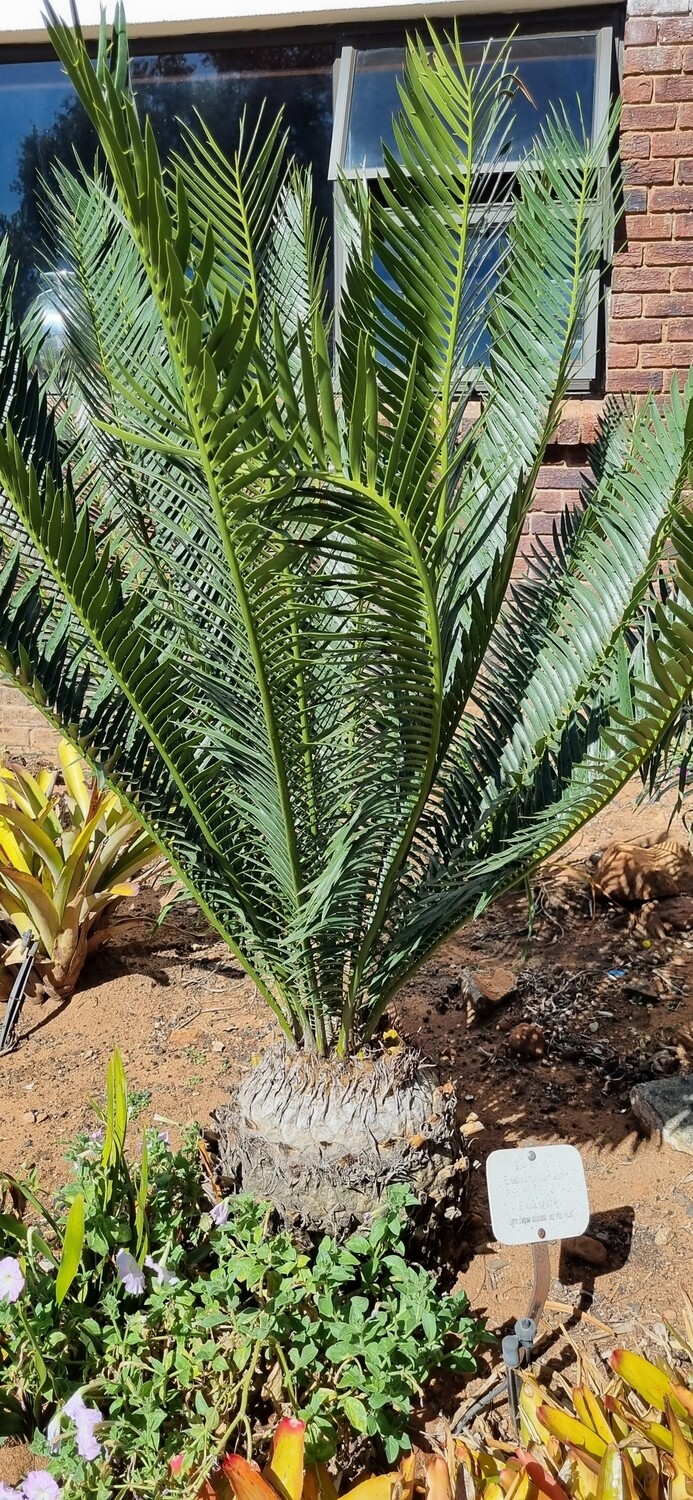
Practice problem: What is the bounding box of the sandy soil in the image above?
[1,779,692,1364]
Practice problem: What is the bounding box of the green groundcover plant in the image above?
[0,1055,487,1500]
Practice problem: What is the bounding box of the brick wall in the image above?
[0,0,692,758]
[522,0,693,572]
[614,3,693,393]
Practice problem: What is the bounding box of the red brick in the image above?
[650,186,693,210]
[672,267,693,288]
[529,511,563,536]
[612,266,671,291]
[625,159,675,185]
[610,317,663,341]
[658,17,693,44]
[622,75,654,104]
[612,292,643,316]
[530,488,572,512]
[623,45,683,74]
[645,240,693,263]
[643,292,693,314]
[625,187,649,214]
[614,246,645,268]
[679,103,693,126]
[621,132,651,159]
[675,213,693,235]
[607,371,664,393]
[651,131,693,155]
[680,161,693,182]
[608,344,639,368]
[535,466,584,489]
[626,213,673,239]
[626,17,658,45]
[655,75,693,102]
[553,418,580,446]
[621,104,678,131]
[668,316,693,337]
[684,47,693,71]
[642,341,693,365]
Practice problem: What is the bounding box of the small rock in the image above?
[651,1049,679,1076]
[589,1021,599,1033]
[562,1233,608,1267]
[654,1227,671,1246]
[168,1025,205,1049]
[625,979,660,1003]
[461,964,517,1025]
[211,1039,225,1053]
[22,1109,37,1124]
[508,1022,545,1059]
[631,1074,693,1155]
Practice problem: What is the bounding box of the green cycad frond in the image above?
[0,3,691,1053]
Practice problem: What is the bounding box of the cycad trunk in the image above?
[215,1045,469,1252]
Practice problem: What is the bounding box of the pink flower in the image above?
[22,1475,61,1500]
[0,1483,19,1500]
[210,1199,229,1227]
[115,1249,145,1295]
[144,1255,178,1287]
[0,1257,24,1303]
[63,1391,104,1461]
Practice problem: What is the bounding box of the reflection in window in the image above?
[0,44,334,316]
[343,33,599,174]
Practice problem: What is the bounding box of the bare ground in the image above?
[1,779,692,1383]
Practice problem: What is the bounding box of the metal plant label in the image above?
[486,1143,590,1245]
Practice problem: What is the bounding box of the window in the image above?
[0,16,617,385]
[0,41,334,317]
[329,25,615,388]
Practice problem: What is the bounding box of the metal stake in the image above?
[453,1239,552,1436]
[0,932,39,1054]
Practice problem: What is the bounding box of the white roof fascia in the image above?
[0,0,618,45]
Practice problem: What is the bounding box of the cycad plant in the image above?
[0,6,692,1227]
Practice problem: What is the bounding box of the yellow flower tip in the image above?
[223,1454,279,1500]
[264,1416,306,1500]
[425,1456,453,1500]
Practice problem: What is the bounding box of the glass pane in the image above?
[344,33,598,173]
[0,61,90,314]
[0,43,334,318]
[372,224,586,376]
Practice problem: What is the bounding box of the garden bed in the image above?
[1,779,692,1470]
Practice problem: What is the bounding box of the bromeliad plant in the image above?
[0,738,156,998]
[1,5,693,1216]
[452,1338,693,1500]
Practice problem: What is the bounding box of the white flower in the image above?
[0,1256,25,1303]
[0,1483,19,1500]
[209,1199,229,1227]
[62,1392,86,1421]
[22,1474,61,1500]
[144,1254,178,1287]
[45,1413,61,1454]
[62,1391,103,1462]
[114,1249,146,1295]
